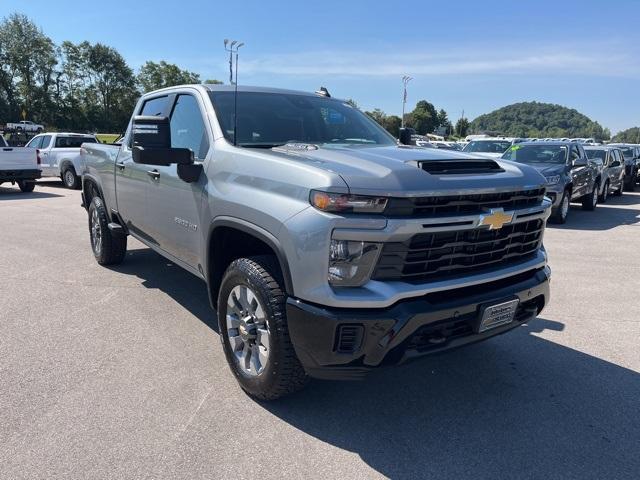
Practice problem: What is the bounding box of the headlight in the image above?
[310,190,388,214]
[328,239,381,286]
[544,175,561,185]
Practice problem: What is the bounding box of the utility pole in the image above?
[224,39,244,84]
[401,75,412,129]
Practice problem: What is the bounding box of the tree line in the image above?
[0,13,221,134]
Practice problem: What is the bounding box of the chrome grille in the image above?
[373,219,544,283]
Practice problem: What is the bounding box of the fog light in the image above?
[329,239,381,286]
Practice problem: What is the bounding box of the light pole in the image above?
[401,75,412,129]
[224,39,244,85]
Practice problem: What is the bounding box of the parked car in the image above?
[584,146,625,201]
[502,141,600,223]
[608,143,640,191]
[81,84,551,400]
[4,120,45,133]
[0,136,41,192]
[25,132,98,189]
[462,138,514,158]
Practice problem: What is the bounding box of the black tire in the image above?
[62,166,80,189]
[581,184,598,211]
[18,180,35,192]
[88,196,127,265]
[625,173,635,191]
[550,190,570,224]
[218,256,307,400]
[599,180,609,203]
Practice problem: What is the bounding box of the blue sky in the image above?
[2,0,640,133]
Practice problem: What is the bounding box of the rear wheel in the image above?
[582,184,598,211]
[88,196,127,265]
[62,167,80,189]
[17,180,35,192]
[218,256,307,400]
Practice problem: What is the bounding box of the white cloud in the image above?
[237,46,638,78]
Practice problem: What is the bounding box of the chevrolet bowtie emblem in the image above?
[479,208,513,230]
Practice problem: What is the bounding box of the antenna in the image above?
[224,39,244,146]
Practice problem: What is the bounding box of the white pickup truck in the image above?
[3,120,45,133]
[0,135,41,192]
[25,132,98,189]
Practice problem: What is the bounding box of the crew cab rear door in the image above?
[144,92,209,269]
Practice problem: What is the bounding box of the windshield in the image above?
[585,150,606,161]
[208,91,396,148]
[502,144,568,164]
[55,137,97,148]
[463,140,512,153]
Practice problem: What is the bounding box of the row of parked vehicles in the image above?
[457,137,640,223]
[0,132,98,191]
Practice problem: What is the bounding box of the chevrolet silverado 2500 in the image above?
[81,84,551,400]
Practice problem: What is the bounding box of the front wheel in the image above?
[582,184,598,211]
[550,191,570,224]
[599,180,609,203]
[17,180,35,192]
[218,256,307,400]
[88,196,127,265]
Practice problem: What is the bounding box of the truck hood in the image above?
[520,163,566,176]
[267,144,546,196]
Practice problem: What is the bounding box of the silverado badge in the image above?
[479,208,513,230]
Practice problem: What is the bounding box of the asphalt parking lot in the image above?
[1,181,639,480]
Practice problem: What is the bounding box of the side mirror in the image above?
[572,157,588,168]
[398,128,413,146]
[131,115,193,167]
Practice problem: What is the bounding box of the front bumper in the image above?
[287,266,550,380]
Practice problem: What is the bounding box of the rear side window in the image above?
[169,94,209,160]
[40,135,53,148]
[54,136,96,148]
[141,96,170,116]
[570,146,580,161]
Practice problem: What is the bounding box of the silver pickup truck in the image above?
[81,84,551,399]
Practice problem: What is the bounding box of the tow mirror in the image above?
[131,115,193,167]
[399,128,413,145]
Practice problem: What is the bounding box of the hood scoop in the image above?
[419,159,504,175]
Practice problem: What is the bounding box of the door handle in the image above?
[116,161,125,170]
[147,169,160,180]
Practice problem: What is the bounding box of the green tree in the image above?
[470,102,610,141]
[611,127,640,143]
[203,79,223,85]
[138,60,201,93]
[365,108,402,138]
[407,100,438,135]
[455,117,470,137]
[0,13,57,123]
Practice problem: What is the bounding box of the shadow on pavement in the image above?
[103,248,639,479]
[0,185,64,199]
[262,318,639,479]
[109,247,218,333]
[548,192,640,231]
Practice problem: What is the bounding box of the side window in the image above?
[169,94,209,160]
[26,136,43,148]
[40,135,53,149]
[140,96,170,116]
[615,151,622,165]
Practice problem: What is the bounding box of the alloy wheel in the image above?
[90,208,102,256]
[226,285,270,377]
